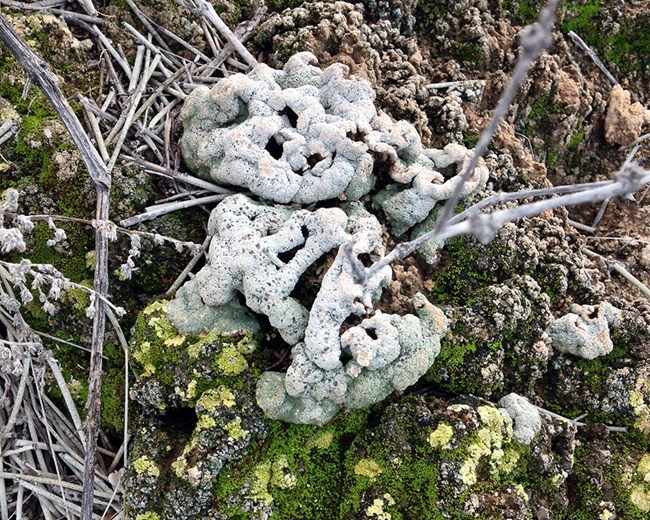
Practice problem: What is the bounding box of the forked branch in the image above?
[0,14,112,520]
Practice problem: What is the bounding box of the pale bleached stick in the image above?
[119,194,227,227]
[100,89,115,113]
[82,103,110,162]
[200,18,220,57]
[568,30,618,85]
[0,473,115,500]
[154,22,211,62]
[140,132,164,163]
[92,26,131,77]
[0,20,116,517]
[0,458,8,520]
[584,248,650,299]
[355,164,650,284]
[434,0,561,237]
[147,98,179,129]
[105,47,154,146]
[131,65,188,122]
[15,483,23,520]
[166,235,211,295]
[43,355,85,449]
[188,0,257,68]
[30,365,74,520]
[58,453,113,490]
[0,0,67,9]
[121,154,235,194]
[426,79,486,90]
[108,54,163,170]
[163,111,172,168]
[18,482,84,518]
[196,8,264,77]
[123,0,173,54]
[128,45,145,93]
[101,51,126,97]
[2,354,31,435]
[122,22,178,70]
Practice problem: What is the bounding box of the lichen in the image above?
[354,458,383,479]
[366,494,396,519]
[630,454,650,512]
[428,423,454,449]
[135,513,161,520]
[133,456,160,478]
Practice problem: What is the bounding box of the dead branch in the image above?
[0,13,112,520]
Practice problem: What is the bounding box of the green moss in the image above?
[463,133,480,149]
[560,0,650,72]
[568,438,650,519]
[135,513,160,520]
[429,237,492,306]
[102,367,126,433]
[265,0,306,12]
[417,0,449,21]
[213,410,370,519]
[517,0,541,24]
[453,42,484,66]
[567,118,585,151]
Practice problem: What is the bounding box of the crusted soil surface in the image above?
[1,0,649,519]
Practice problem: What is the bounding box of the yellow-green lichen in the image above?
[477,405,512,437]
[366,494,395,519]
[132,455,160,478]
[498,448,521,475]
[224,416,248,441]
[187,330,221,359]
[448,403,471,412]
[170,444,207,486]
[630,454,650,512]
[308,429,334,450]
[216,343,249,375]
[148,314,180,342]
[355,458,383,479]
[164,334,186,347]
[428,422,454,449]
[143,300,167,315]
[270,455,297,489]
[135,513,160,520]
[171,455,188,477]
[638,454,650,478]
[599,508,614,520]
[631,487,650,512]
[460,405,516,485]
[250,461,274,506]
[630,382,650,433]
[196,415,217,431]
[175,379,198,401]
[513,483,529,502]
[197,386,236,413]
